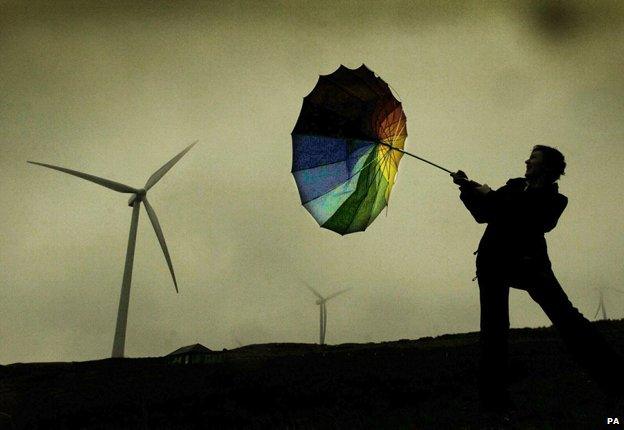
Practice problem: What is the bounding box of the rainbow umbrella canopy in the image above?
[291,64,408,235]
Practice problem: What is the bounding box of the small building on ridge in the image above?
[167,343,213,364]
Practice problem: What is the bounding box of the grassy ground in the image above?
[1,321,623,429]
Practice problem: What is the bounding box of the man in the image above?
[452,145,623,412]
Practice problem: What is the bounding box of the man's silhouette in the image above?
[452,145,623,412]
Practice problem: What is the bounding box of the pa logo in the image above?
[607,417,620,425]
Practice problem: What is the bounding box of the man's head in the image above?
[525,145,566,183]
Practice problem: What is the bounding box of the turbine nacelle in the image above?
[127,188,147,206]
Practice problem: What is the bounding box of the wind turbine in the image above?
[594,286,624,320]
[303,282,351,345]
[28,141,197,358]
[594,289,607,320]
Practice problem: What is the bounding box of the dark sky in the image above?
[1,0,623,363]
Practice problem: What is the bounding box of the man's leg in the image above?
[526,267,624,396]
[478,272,511,410]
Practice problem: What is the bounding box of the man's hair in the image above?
[533,145,566,181]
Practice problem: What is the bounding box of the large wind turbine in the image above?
[304,282,350,345]
[28,141,197,358]
[594,286,624,320]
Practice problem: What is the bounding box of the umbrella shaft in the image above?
[379,142,453,174]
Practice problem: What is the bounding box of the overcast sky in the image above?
[1,0,623,363]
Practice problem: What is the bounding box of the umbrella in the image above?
[291,64,450,235]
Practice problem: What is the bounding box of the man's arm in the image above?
[452,170,495,224]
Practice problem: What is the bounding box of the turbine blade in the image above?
[143,197,178,293]
[302,281,323,300]
[28,161,138,194]
[144,141,198,191]
[325,287,351,301]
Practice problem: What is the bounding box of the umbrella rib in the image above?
[370,144,392,191]
[291,135,377,172]
[379,112,407,166]
[380,143,396,184]
[358,146,390,227]
[352,141,393,204]
[292,156,350,173]
[348,68,388,97]
[383,143,402,170]
[304,104,367,131]
[379,112,407,144]
[301,115,400,231]
[360,149,390,229]
[301,143,381,200]
[376,101,402,132]
[389,115,407,142]
[358,66,395,97]
[376,111,407,167]
[345,146,391,232]
[300,144,384,206]
[370,102,387,137]
[322,76,374,104]
[361,146,394,228]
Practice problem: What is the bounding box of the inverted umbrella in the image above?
[291,64,450,235]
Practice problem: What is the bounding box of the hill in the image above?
[1,321,623,429]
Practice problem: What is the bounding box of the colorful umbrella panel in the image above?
[291,65,407,235]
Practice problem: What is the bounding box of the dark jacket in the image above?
[460,178,568,268]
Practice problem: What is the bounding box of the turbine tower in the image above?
[28,141,197,358]
[304,282,350,345]
[594,286,624,321]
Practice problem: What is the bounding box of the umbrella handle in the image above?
[379,142,453,174]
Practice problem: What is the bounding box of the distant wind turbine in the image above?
[303,282,351,345]
[595,289,607,320]
[28,141,197,358]
[594,286,624,320]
